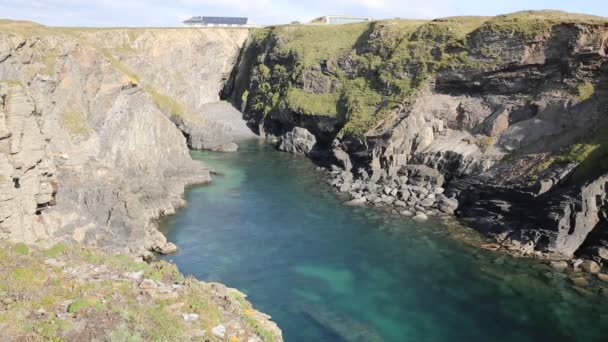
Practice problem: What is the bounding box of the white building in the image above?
[182,16,256,27]
[311,15,372,24]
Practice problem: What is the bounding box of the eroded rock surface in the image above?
[226,11,608,259]
[0,22,248,253]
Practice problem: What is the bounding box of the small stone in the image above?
[571,259,584,268]
[549,261,568,271]
[153,242,178,255]
[440,197,459,210]
[44,258,66,268]
[182,313,200,322]
[344,198,367,206]
[212,325,226,339]
[141,251,154,262]
[438,204,454,215]
[420,198,435,207]
[394,200,406,207]
[139,279,158,290]
[127,270,145,280]
[390,189,399,197]
[413,213,429,222]
[434,187,445,194]
[400,210,414,217]
[383,187,392,195]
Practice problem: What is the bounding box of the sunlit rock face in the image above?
[0,21,248,252]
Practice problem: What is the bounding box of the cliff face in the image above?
[225,11,608,259]
[0,21,248,253]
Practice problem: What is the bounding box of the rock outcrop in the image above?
[0,242,282,341]
[225,11,608,259]
[0,21,249,253]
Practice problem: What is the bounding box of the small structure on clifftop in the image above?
[182,16,255,27]
[310,15,372,24]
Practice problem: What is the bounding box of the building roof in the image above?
[183,16,248,25]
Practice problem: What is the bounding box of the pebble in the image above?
[212,325,226,339]
[139,279,157,290]
[182,313,200,322]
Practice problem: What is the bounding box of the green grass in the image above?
[477,136,496,153]
[100,49,187,118]
[273,22,370,67]
[60,110,91,137]
[67,297,100,313]
[146,86,186,118]
[40,51,59,75]
[285,89,339,116]
[43,243,68,258]
[577,81,595,101]
[13,243,30,256]
[528,129,608,181]
[0,80,23,87]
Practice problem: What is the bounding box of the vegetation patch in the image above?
[577,81,595,101]
[40,50,59,75]
[43,243,68,258]
[13,243,30,256]
[274,23,370,67]
[100,49,187,118]
[67,297,100,314]
[285,89,339,116]
[0,242,280,341]
[60,109,91,137]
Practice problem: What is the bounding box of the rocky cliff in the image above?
[0,20,249,254]
[225,10,608,260]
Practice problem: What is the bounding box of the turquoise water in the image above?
[160,140,608,342]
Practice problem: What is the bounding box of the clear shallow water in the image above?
[161,140,608,342]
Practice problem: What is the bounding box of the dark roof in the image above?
[183,16,248,25]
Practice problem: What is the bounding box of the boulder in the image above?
[401,210,414,217]
[278,127,316,155]
[344,198,367,206]
[438,204,455,215]
[332,146,353,172]
[402,165,445,187]
[581,260,601,274]
[549,260,568,271]
[440,197,459,211]
[420,198,435,207]
[153,242,178,255]
[413,212,429,222]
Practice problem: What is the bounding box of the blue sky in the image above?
[0,0,606,27]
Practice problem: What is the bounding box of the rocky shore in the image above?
[0,20,280,341]
[225,10,608,263]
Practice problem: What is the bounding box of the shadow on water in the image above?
[160,139,608,342]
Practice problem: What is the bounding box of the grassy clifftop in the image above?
[232,10,608,137]
[0,243,282,341]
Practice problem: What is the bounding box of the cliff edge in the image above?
[225,10,608,260]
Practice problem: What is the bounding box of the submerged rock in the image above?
[549,261,569,271]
